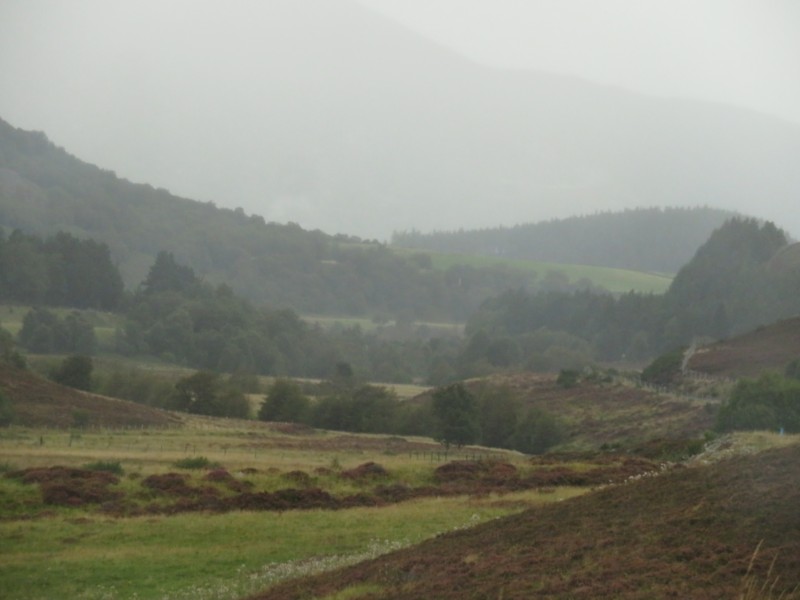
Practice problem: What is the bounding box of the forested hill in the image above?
[392,207,741,274]
[0,117,574,322]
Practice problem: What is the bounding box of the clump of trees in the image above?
[255,377,566,455]
[0,230,123,309]
[51,355,93,391]
[0,326,25,369]
[460,219,800,373]
[258,379,309,423]
[716,372,800,433]
[117,251,461,383]
[431,383,481,451]
[18,308,97,355]
[640,348,685,386]
[169,370,250,419]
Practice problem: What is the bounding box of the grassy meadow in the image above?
[0,422,587,599]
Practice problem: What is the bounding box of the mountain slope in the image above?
[1,0,799,239]
[253,442,800,599]
[0,117,680,323]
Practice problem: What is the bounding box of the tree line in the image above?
[258,375,566,455]
[7,218,799,386]
[456,219,800,375]
[392,207,738,274]
[0,229,123,309]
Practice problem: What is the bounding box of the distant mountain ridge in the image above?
[392,207,740,274]
[0,0,799,238]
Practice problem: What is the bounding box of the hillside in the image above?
[687,317,800,379]
[392,207,740,274]
[474,373,715,452]
[2,2,800,239]
[0,119,670,323]
[253,441,800,599]
[0,363,179,428]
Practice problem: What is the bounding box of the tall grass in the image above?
[740,541,799,600]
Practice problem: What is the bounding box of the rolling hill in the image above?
[392,207,741,274]
[0,117,676,324]
[252,440,800,599]
[472,373,715,452]
[687,316,800,379]
[0,362,179,428]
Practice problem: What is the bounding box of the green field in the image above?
[0,422,585,600]
[394,248,673,294]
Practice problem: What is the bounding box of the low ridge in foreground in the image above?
[253,441,800,599]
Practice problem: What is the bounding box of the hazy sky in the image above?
[360,0,800,124]
[0,0,799,238]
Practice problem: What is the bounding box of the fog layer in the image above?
[1,0,799,239]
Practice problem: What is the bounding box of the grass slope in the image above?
[394,248,673,294]
[688,317,800,378]
[252,440,800,599]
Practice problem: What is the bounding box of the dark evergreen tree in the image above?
[431,383,480,451]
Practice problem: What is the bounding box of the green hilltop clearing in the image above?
[395,248,673,294]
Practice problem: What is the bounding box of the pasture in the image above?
[0,420,595,600]
[393,248,673,294]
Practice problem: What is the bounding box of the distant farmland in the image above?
[393,248,673,294]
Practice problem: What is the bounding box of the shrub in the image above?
[716,372,800,433]
[0,391,14,427]
[53,355,93,391]
[173,456,216,470]
[641,347,685,385]
[83,461,124,475]
[556,369,580,388]
[71,409,90,429]
[513,408,567,455]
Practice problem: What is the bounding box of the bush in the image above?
[0,391,14,427]
[258,378,309,422]
[52,355,93,391]
[83,461,124,475]
[716,372,800,433]
[513,408,567,454]
[556,369,580,388]
[71,409,90,428]
[173,456,215,470]
[641,347,685,385]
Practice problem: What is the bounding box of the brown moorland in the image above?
[0,362,180,428]
[468,373,716,451]
[687,317,800,379]
[250,442,800,600]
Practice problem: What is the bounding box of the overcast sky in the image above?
[0,0,798,238]
[360,0,800,125]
